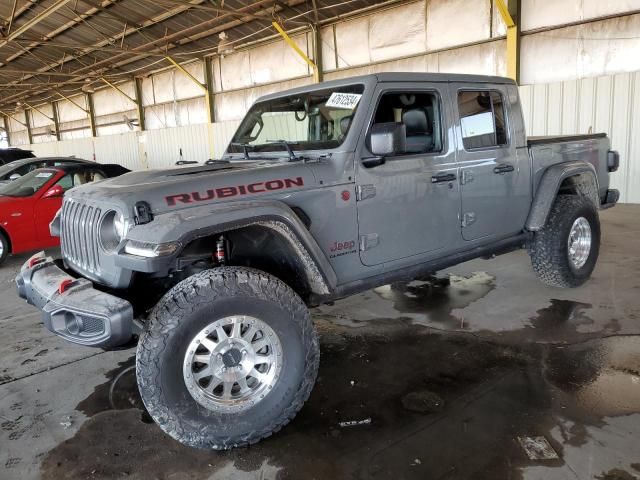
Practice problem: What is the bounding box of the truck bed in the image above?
[527,133,607,146]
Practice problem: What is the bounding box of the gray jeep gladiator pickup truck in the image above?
[16,72,619,449]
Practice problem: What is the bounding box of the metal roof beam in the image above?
[0,0,75,48]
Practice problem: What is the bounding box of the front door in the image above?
[35,174,71,243]
[454,86,525,240]
[356,84,460,266]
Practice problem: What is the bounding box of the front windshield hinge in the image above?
[230,142,251,160]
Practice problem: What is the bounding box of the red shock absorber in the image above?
[215,236,226,265]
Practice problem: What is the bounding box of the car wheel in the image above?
[0,230,9,266]
[136,266,319,449]
[528,194,601,288]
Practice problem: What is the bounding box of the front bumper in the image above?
[15,253,135,348]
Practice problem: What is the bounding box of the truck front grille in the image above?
[61,199,102,275]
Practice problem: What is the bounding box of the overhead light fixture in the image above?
[82,83,95,93]
[217,31,234,56]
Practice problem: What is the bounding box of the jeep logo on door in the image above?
[165,177,304,206]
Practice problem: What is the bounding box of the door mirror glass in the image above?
[42,184,65,199]
[368,122,407,157]
[9,173,21,181]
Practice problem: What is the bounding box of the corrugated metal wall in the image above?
[141,124,210,168]
[20,71,639,203]
[520,72,640,203]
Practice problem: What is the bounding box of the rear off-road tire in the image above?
[528,194,600,288]
[136,266,319,449]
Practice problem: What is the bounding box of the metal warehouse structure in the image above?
[1,0,639,202]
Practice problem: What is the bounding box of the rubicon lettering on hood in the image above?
[165,176,305,206]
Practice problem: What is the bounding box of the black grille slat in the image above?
[60,199,102,275]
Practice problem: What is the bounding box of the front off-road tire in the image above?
[529,194,601,287]
[136,267,319,449]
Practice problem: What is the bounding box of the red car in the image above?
[0,163,129,266]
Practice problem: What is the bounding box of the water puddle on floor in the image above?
[546,336,640,417]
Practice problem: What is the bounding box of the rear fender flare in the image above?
[526,161,600,231]
[125,200,336,295]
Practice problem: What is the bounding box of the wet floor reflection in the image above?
[373,272,496,328]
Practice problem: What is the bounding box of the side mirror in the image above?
[368,122,407,157]
[9,173,21,181]
[42,184,64,199]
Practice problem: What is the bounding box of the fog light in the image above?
[65,313,82,335]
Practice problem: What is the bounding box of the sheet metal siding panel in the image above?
[521,15,640,85]
[427,0,490,51]
[522,0,640,31]
[27,142,59,157]
[94,133,141,170]
[143,124,210,168]
[519,72,640,203]
[212,120,241,158]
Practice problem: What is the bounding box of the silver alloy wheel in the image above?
[0,238,3,257]
[567,216,592,269]
[183,315,283,413]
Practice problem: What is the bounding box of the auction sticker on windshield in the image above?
[35,172,53,178]
[326,92,362,109]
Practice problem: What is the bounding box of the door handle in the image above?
[431,172,456,184]
[493,163,515,174]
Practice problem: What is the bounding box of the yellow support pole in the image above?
[0,109,28,128]
[272,21,320,83]
[165,57,207,93]
[55,90,90,113]
[101,77,137,104]
[496,0,519,83]
[24,102,55,122]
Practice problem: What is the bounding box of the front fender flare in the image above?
[123,200,336,295]
[526,161,600,231]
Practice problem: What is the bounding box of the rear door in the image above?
[356,82,460,266]
[454,85,527,240]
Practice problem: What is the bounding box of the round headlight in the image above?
[113,213,126,239]
[100,210,127,251]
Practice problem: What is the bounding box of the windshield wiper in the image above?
[204,159,231,166]
[265,140,300,161]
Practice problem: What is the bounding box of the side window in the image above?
[55,175,73,191]
[372,91,442,154]
[457,90,508,150]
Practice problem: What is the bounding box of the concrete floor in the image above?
[1,205,640,480]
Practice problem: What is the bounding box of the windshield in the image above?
[0,169,56,197]
[0,162,26,179]
[228,84,365,155]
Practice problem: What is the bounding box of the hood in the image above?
[67,159,318,216]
